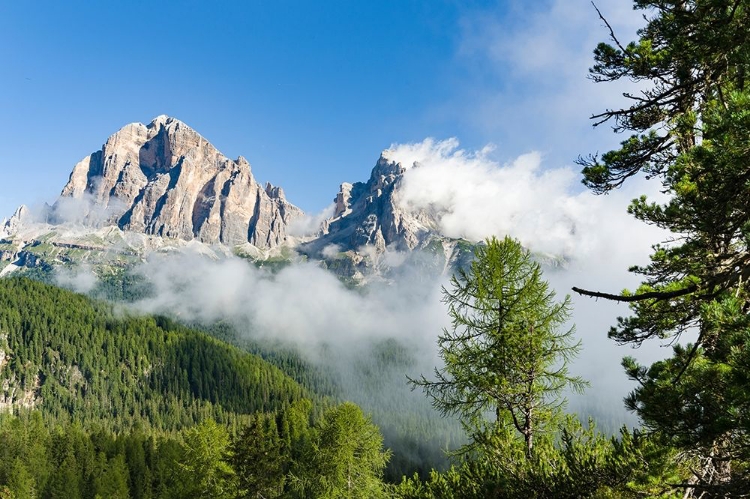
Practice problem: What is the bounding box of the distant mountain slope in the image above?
[59,115,302,248]
[0,277,312,430]
[298,153,476,281]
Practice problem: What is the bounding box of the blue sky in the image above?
[0,0,642,218]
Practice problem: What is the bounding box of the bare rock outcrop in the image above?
[59,115,302,248]
[0,205,30,238]
[302,155,437,255]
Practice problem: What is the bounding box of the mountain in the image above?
[0,115,479,283]
[0,205,30,240]
[59,115,302,248]
[304,155,438,255]
[298,153,475,282]
[0,118,481,484]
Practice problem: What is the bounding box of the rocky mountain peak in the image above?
[149,114,173,127]
[301,152,435,256]
[0,205,30,238]
[58,116,303,248]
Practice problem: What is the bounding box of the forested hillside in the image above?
[0,244,685,499]
[0,277,400,498]
[0,277,311,431]
[0,400,392,498]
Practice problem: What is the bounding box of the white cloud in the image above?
[120,134,671,425]
[321,243,342,259]
[55,264,98,294]
[126,246,461,444]
[383,138,672,419]
[41,192,128,227]
[132,248,447,355]
[450,0,649,163]
[288,203,335,237]
[390,138,665,260]
[382,137,462,170]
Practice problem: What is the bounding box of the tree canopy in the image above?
[577,0,750,495]
[411,236,585,458]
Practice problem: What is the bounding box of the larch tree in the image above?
[176,418,236,499]
[411,236,585,459]
[292,402,391,499]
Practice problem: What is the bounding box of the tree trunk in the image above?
[524,419,533,459]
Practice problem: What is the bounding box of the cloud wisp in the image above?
[449,0,648,165]
[131,251,447,359]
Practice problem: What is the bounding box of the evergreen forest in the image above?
[3,1,750,497]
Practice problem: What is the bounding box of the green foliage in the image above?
[0,413,175,499]
[0,277,309,431]
[411,236,585,458]
[579,0,750,193]
[89,268,153,303]
[402,236,690,496]
[6,458,36,499]
[0,277,397,496]
[396,418,684,498]
[0,398,398,499]
[93,454,131,499]
[623,297,750,494]
[579,0,750,495]
[176,419,236,499]
[47,452,82,499]
[231,413,286,498]
[202,322,461,483]
[291,402,391,498]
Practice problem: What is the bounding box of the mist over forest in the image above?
[48,139,671,426]
[2,0,749,497]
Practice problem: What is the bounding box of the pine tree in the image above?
[6,458,36,499]
[94,454,131,499]
[576,0,750,494]
[293,402,390,499]
[47,452,81,499]
[231,413,285,498]
[176,419,236,499]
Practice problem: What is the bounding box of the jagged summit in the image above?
[0,123,476,282]
[302,153,438,255]
[58,115,303,248]
[0,205,30,239]
[150,114,173,126]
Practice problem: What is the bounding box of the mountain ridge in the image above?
[303,155,438,256]
[58,115,303,248]
[1,115,477,282]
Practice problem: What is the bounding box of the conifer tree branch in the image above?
[571,284,698,302]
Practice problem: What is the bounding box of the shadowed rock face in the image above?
[59,115,302,248]
[303,155,438,256]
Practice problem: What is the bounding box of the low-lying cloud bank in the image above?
[132,254,446,359]
[52,139,669,427]
[387,138,664,261]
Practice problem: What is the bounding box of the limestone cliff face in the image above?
[304,155,437,255]
[59,115,302,248]
[0,205,30,238]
